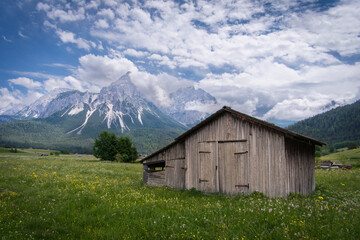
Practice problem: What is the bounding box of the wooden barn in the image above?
[142,106,324,198]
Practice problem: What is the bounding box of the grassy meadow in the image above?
[317,147,360,168]
[0,148,359,239]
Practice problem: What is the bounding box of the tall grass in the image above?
[0,152,359,239]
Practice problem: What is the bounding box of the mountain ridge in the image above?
[0,72,218,153]
[287,99,360,147]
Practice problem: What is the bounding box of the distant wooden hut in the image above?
[142,106,324,198]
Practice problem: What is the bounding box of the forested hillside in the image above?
[288,100,360,146]
[0,118,184,154]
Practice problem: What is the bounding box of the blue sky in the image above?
[0,0,359,121]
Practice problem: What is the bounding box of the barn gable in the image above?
[142,106,324,198]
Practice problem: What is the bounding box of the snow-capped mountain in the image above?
[160,86,218,125]
[16,88,74,119]
[0,72,218,153]
[94,72,157,130]
[14,72,176,135]
[12,72,217,130]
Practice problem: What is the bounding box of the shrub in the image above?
[315,151,322,158]
[60,149,70,154]
[10,148,17,153]
[348,142,359,150]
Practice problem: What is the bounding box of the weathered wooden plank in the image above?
[285,138,315,195]
[147,171,165,186]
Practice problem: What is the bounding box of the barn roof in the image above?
[142,106,325,162]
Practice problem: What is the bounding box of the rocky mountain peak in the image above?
[161,86,217,125]
[9,72,218,131]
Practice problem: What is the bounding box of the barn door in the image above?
[198,141,217,193]
[166,159,186,189]
[218,141,249,195]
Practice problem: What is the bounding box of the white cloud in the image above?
[123,49,149,57]
[103,0,118,7]
[56,29,94,50]
[199,62,360,120]
[43,63,76,71]
[77,54,138,87]
[43,76,84,92]
[184,100,222,114]
[97,8,115,19]
[86,0,100,10]
[287,0,360,57]
[0,88,21,110]
[149,54,176,69]
[36,2,50,11]
[18,31,28,38]
[8,77,42,89]
[10,71,58,80]
[0,88,43,115]
[2,35,11,42]
[263,98,343,121]
[95,19,109,29]
[46,7,85,23]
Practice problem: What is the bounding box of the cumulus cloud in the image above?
[0,88,22,112]
[56,29,94,50]
[44,76,84,92]
[8,77,42,89]
[199,62,360,120]
[94,19,109,29]
[287,0,360,57]
[37,3,85,23]
[75,54,195,106]
[0,88,43,115]
[263,98,343,121]
[103,0,117,7]
[85,1,98,9]
[97,8,115,19]
[76,54,138,87]
[123,49,149,58]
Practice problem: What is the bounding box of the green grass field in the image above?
[317,147,360,169]
[1,149,359,239]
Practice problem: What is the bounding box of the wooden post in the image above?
[143,164,148,184]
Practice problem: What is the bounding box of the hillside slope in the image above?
[0,117,185,154]
[287,100,360,145]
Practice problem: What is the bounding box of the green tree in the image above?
[93,132,138,162]
[93,131,118,161]
[116,136,138,162]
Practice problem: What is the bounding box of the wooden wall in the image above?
[147,171,165,186]
[248,123,288,198]
[285,138,315,195]
[144,141,185,188]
